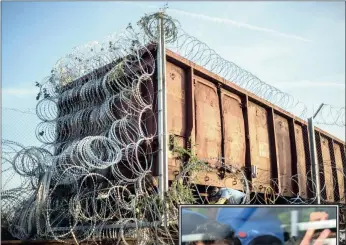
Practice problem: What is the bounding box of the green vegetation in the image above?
[166,135,212,205]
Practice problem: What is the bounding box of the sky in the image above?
[1,1,345,152]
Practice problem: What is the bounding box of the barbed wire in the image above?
[314,104,345,127]
[2,11,169,244]
[167,30,308,119]
[3,136,345,243]
[1,9,345,245]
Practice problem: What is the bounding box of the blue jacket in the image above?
[216,207,285,245]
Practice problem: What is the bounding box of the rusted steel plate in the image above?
[333,142,345,202]
[320,136,335,202]
[168,135,185,180]
[221,90,246,169]
[247,102,271,191]
[294,124,308,198]
[274,114,293,196]
[194,75,222,167]
[187,76,223,188]
[166,61,187,136]
[342,146,346,203]
[190,170,247,190]
[166,62,187,180]
[221,90,246,191]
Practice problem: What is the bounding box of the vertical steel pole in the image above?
[308,103,324,204]
[291,210,299,238]
[157,12,168,227]
[157,14,164,200]
[160,15,169,195]
[308,117,321,204]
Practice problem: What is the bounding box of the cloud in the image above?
[2,87,37,96]
[167,8,312,43]
[274,80,345,89]
[118,2,311,42]
[2,86,38,111]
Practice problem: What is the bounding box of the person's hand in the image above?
[299,212,331,245]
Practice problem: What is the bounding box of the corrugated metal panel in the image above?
[333,142,345,202]
[320,135,335,202]
[221,90,246,169]
[194,75,222,167]
[294,124,309,198]
[166,61,187,178]
[333,142,346,203]
[248,102,272,190]
[166,61,187,137]
[274,114,293,196]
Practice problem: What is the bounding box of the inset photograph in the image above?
[180,205,338,245]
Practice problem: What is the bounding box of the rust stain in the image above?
[274,114,293,196]
[194,76,222,167]
[190,170,245,190]
[259,142,270,158]
[166,62,187,136]
[248,102,271,189]
[294,124,308,198]
[320,136,334,202]
[166,62,187,180]
[221,90,246,168]
[333,142,345,202]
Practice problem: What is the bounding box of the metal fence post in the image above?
[160,12,169,196]
[157,11,168,227]
[157,13,164,200]
[290,210,299,238]
[308,103,324,204]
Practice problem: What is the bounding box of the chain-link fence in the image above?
[2,107,41,190]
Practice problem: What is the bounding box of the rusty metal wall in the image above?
[194,75,222,167]
[248,102,272,190]
[164,50,346,204]
[294,123,310,199]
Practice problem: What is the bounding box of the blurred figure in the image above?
[187,220,241,245]
[207,187,245,204]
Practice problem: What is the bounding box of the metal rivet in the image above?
[170,72,176,80]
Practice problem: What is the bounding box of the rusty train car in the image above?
[164,49,346,204]
[57,46,346,204]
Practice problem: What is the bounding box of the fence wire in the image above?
[314,105,345,128]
